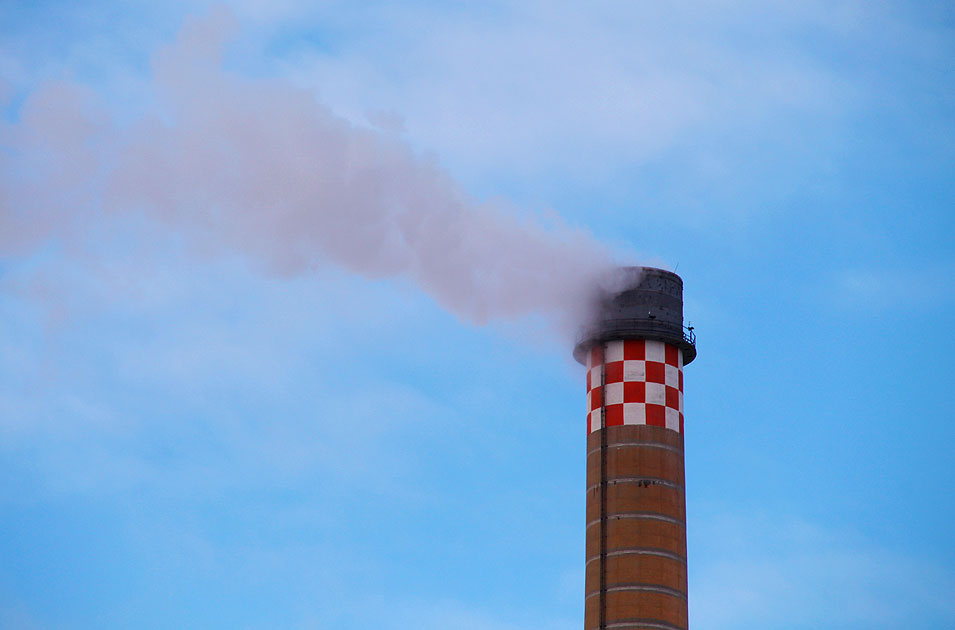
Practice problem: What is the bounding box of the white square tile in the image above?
[665,407,681,432]
[665,364,680,388]
[605,382,624,405]
[646,339,665,362]
[646,382,666,405]
[590,409,603,431]
[623,360,645,381]
[605,340,624,362]
[623,403,646,425]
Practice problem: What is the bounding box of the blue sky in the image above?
[1,2,954,629]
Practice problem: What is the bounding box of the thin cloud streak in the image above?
[691,512,955,628]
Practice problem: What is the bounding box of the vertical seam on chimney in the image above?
[599,341,608,630]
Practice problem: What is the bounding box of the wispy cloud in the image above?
[691,511,955,628]
[832,264,954,310]
[0,214,462,492]
[295,595,577,630]
[280,0,861,180]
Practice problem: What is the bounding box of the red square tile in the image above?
[624,339,645,360]
[646,361,665,383]
[590,386,602,411]
[665,344,679,367]
[666,386,680,409]
[605,404,624,427]
[590,346,603,367]
[679,370,683,392]
[623,381,645,402]
[605,361,624,383]
[646,404,666,427]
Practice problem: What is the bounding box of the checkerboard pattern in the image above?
[586,339,684,434]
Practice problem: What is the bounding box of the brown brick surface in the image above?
[587,424,684,453]
[586,483,685,523]
[585,590,688,629]
[587,445,685,486]
[586,554,687,593]
[586,519,686,558]
[586,419,689,628]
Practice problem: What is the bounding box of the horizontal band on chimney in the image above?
[586,512,686,528]
[587,442,684,457]
[585,548,687,566]
[585,583,688,602]
[598,620,687,630]
[586,477,685,493]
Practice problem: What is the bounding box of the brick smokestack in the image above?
[574,267,697,630]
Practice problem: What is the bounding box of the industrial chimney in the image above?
[574,267,697,630]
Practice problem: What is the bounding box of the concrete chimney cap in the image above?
[573,266,696,365]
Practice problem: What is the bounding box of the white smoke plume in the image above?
[1,9,616,332]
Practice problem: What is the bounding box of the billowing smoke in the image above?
[1,9,617,333]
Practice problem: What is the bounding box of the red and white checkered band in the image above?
[586,339,684,434]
